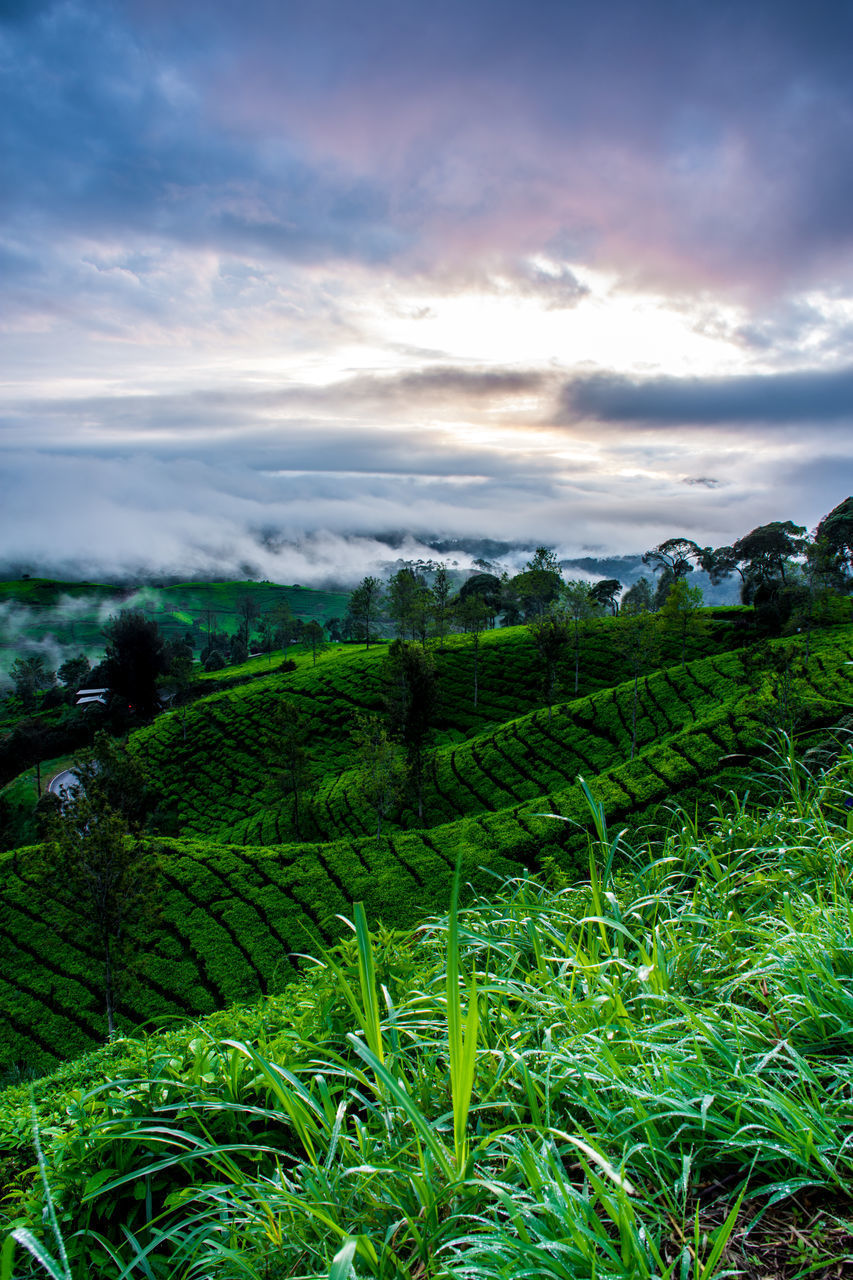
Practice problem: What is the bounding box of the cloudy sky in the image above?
[2,0,853,582]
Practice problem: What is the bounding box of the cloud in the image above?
[560,365,853,427]
[6,0,853,300]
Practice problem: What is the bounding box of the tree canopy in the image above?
[102,610,168,717]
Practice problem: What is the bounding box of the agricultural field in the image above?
[2,746,853,1280]
[0,612,851,1077]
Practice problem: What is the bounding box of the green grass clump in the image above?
[4,742,853,1278]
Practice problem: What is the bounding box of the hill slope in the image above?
[0,618,851,1075]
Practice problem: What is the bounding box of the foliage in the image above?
[815,494,853,583]
[383,640,438,820]
[43,791,158,1039]
[658,577,705,665]
[347,576,385,647]
[527,606,571,718]
[102,611,168,718]
[511,547,563,619]
[4,751,853,1278]
[588,577,622,614]
[351,712,408,836]
[9,658,55,713]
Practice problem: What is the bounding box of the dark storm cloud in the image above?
[561,366,853,428]
[0,1,404,265]
[7,0,853,292]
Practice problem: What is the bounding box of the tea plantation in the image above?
[1,616,852,1077]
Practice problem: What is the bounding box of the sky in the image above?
[2,0,853,584]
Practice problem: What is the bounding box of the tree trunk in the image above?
[574,629,580,694]
[104,934,116,1038]
[631,673,638,761]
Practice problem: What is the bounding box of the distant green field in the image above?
[0,577,351,681]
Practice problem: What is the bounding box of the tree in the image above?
[588,579,622,615]
[814,496,853,587]
[165,651,194,739]
[511,547,563,619]
[273,698,313,840]
[229,633,248,665]
[459,572,502,626]
[254,617,275,662]
[563,579,597,693]
[236,594,260,647]
[643,537,700,579]
[734,521,807,594]
[388,567,423,640]
[271,599,294,657]
[643,538,702,610]
[49,801,156,1038]
[70,731,154,835]
[430,564,453,647]
[303,619,327,666]
[10,655,55,711]
[102,610,168,717]
[620,577,654,616]
[352,713,407,836]
[57,653,91,692]
[528,608,570,720]
[348,576,385,649]
[498,571,523,626]
[384,640,438,821]
[46,742,157,1036]
[659,578,705,667]
[453,594,490,708]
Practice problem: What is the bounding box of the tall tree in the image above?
[384,640,438,820]
[9,655,55,711]
[46,776,157,1037]
[271,599,294,658]
[352,713,406,836]
[588,578,622,615]
[511,547,563,619]
[528,607,570,720]
[57,653,91,693]
[388,567,424,639]
[814,496,853,586]
[659,578,705,667]
[459,572,502,627]
[303,619,327,666]
[563,579,597,693]
[236,595,260,647]
[453,594,490,708]
[642,537,701,581]
[430,564,453,647]
[620,577,654,616]
[102,610,168,717]
[348,576,385,649]
[273,698,313,840]
[733,521,807,595]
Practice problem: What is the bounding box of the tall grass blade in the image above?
[354,900,384,1065]
[447,854,479,1173]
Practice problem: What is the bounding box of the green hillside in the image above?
[0,615,851,1077]
[2,750,852,1280]
[0,577,350,678]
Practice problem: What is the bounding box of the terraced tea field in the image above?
[1,614,851,1075]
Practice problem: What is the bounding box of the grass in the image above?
[2,737,852,1278]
